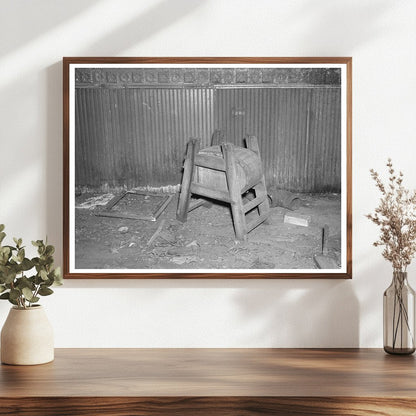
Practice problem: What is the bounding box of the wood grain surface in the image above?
[1,348,414,415]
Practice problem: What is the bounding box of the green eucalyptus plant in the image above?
[0,224,62,309]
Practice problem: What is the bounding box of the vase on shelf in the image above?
[1,305,54,365]
[383,271,415,355]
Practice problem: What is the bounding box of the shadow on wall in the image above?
[354,247,394,348]
[46,62,63,263]
[1,0,203,56]
[0,0,101,56]
[233,279,359,347]
[84,0,205,55]
[58,277,359,348]
[289,0,393,52]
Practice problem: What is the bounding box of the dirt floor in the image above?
[74,191,341,271]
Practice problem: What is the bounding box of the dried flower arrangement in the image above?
[366,159,416,272]
[367,159,416,354]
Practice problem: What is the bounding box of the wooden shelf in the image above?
[1,348,415,415]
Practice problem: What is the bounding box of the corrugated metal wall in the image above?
[75,87,214,189]
[215,87,341,192]
[75,86,340,192]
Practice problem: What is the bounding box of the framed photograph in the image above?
[63,57,352,279]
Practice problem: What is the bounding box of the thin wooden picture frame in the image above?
[63,57,352,279]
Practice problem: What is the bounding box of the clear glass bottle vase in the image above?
[383,271,416,355]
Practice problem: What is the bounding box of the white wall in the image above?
[1,0,415,347]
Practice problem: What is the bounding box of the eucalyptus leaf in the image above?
[0,227,61,307]
[20,257,34,271]
[38,287,54,296]
[17,248,25,263]
[53,267,63,285]
[17,276,35,290]
[0,252,8,266]
[43,277,54,287]
[0,264,7,274]
[22,287,34,301]
[34,275,43,285]
[0,246,10,256]
[2,271,17,284]
[9,288,21,301]
[39,269,48,281]
[45,245,55,256]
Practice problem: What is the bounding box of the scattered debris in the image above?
[167,246,197,256]
[148,247,169,256]
[158,231,176,244]
[314,224,339,269]
[250,258,275,269]
[76,191,341,270]
[273,243,299,254]
[132,184,180,194]
[227,246,248,255]
[284,214,311,227]
[268,189,301,210]
[76,193,115,209]
[170,255,198,265]
[322,224,329,255]
[186,240,198,247]
[249,235,296,244]
[147,219,166,246]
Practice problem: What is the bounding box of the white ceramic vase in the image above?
[1,305,54,365]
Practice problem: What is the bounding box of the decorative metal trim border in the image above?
[75,67,341,88]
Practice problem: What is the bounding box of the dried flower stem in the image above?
[366,159,416,272]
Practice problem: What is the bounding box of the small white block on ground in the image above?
[284,214,311,227]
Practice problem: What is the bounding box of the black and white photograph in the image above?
[64,58,351,278]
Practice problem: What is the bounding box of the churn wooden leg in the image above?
[176,139,199,222]
[222,143,247,241]
[245,135,270,221]
[253,179,270,220]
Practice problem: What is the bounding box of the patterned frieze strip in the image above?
[75,68,341,88]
